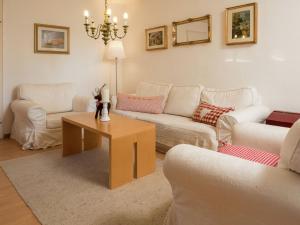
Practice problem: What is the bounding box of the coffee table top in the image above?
[62,112,155,138]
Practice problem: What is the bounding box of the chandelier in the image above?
[83,0,129,45]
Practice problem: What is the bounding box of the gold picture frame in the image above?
[145,26,168,51]
[172,15,212,47]
[34,24,70,54]
[225,3,257,45]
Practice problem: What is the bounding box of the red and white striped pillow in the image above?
[116,93,164,114]
[192,102,234,127]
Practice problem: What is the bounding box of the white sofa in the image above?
[163,122,300,225]
[113,82,270,151]
[11,83,96,150]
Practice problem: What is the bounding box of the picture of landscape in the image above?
[34,24,70,54]
[41,30,65,49]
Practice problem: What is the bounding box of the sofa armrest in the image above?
[72,95,96,112]
[11,100,46,126]
[164,144,300,225]
[217,105,271,143]
[233,123,289,154]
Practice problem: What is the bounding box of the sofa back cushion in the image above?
[116,93,164,114]
[136,82,172,108]
[18,83,76,113]
[164,85,204,117]
[201,87,259,109]
[279,119,300,173]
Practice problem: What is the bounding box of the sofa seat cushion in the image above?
[114,109,218,150]
[46,112,80,129]
[164,84,204,118]
[219,145,280,167]
[201,87,259,110]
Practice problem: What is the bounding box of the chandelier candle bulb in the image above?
[113,16,118,24]
[84,10,89,24]
[84,10,89,17]
[107,8,112,16]
[123,12,128,25]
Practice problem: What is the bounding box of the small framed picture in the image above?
[145,26,168,51]
[225,3,257,45]
[34,24,70,54]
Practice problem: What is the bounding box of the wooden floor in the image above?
[0,138,165,225]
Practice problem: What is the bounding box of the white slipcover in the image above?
[163,123,300,225]
[113,82,269,151]
[279,119,300,173]
[164,85,204,118]
[201,87,260,109]
[136,81,172,106]
[114,109,217,151]
[164,143,300,225]
[232,122,289,154]
[217,105,271,143]
[18,83,76,113]
[11,83,96,150]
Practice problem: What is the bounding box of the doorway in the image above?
[0,0,3,138]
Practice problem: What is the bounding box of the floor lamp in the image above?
[105,41,126,95]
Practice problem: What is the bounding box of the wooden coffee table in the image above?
[62,112,156,189]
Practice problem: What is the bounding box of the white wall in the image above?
[123,0,300,112]
[2,0,125,133]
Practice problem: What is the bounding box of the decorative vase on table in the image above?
[94,84,111,121]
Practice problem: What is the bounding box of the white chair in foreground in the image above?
[163,120,300,225]
[11,83,96,150]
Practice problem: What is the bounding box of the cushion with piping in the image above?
[201,87,259,110]
[164,84,204,118]
[116,93,164,114]
[18,83,76,113]
[278,119,300,173]
[136,82,172,108]
[193,102,234,127]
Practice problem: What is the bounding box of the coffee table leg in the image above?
[109,135,134,189]
[136,127,156,178]
[62,121,82,157]
[84,129,100,151]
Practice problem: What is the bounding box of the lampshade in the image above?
[105,40,126,60]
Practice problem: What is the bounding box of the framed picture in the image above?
[225,3,257,45]
[34,24,70,54]
[145,26,168,51]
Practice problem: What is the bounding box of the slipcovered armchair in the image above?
[163,121,300,225]
[11,83,96,150]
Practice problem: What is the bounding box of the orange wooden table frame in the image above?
[62,113,156,189]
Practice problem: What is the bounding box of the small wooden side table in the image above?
[266,111,300,128]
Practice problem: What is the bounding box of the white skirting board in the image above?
[0,123,3,139]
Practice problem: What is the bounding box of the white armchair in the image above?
[11,83,96,150]
[163,122,300,225]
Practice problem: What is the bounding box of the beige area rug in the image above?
[0,144,172,225]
